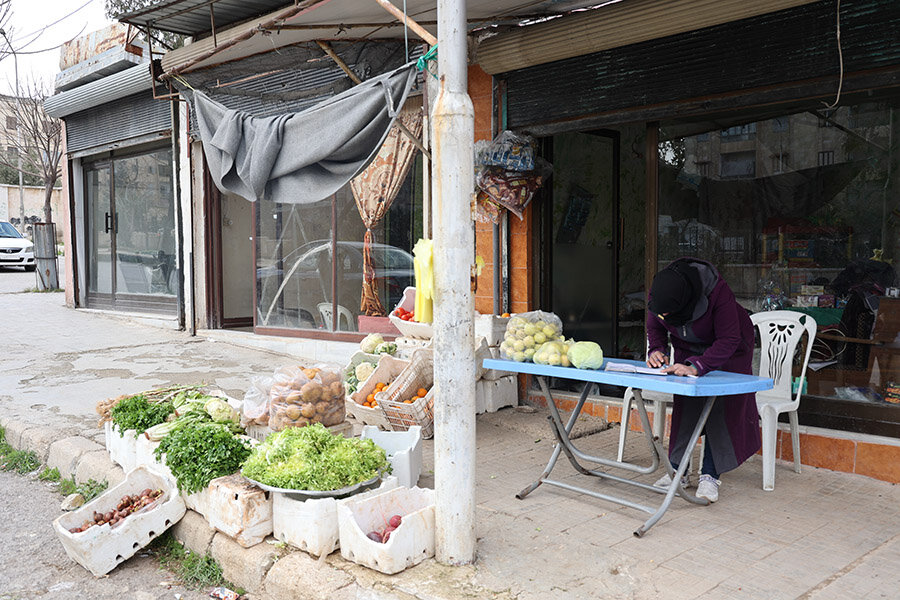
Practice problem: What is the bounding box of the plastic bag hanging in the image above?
[412,238,433,324]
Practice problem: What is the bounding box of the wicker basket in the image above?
[346,355,410,429]
[375,349,435,438]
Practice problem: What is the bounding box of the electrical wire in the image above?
[822,0,843,111]
[14,0,95,49]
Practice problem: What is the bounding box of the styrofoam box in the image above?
[361,426,422,489]
[134,434,174,481]
[474,336,491,380]
[273,476,398,557]
[394,336,432,359]
[389,287,433,339]
[476,375,518,415]
[205,475,273,548]
[52,465,185,577]
[105,422,137,473]
[474,313,510,347]
[480,346,505,381]
[338,486,435,574]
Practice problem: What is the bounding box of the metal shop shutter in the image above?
[500,0,900,130]
[65,91,171,154]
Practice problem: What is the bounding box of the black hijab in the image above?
[648,260,704,327]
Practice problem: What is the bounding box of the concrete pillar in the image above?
[432,0,477,565]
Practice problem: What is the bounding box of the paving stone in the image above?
[263,551,354,600]
[19,426,62,462]
[73,450,118,485]
[210,532,279,595]
[46,436,104,480]
[171,509,216,555]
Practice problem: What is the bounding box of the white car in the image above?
[0,221,35,271]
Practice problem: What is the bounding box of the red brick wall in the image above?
[469,65,534,316]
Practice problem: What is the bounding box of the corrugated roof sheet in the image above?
[118,0,606,37]
[117,0,294,36]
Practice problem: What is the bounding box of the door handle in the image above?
[104,212,112,234]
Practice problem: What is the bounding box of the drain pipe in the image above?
[432,0,476,565]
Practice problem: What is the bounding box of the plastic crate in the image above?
[388,287,433,339]
[347,355,410,429]
[337,486,435,574]
[375,349,435,439]
[52,465,185,576]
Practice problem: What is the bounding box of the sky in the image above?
[0,0,113,96]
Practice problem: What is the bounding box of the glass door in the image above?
[86,164,113,307]
[83,148,177,314]
[544,130,620,355]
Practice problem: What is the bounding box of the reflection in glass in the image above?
[256,162,419,332]
[112,149,176,297]
[86,166,111,294]
[658,100,900,405]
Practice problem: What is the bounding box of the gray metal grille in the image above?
[65,92,172,154]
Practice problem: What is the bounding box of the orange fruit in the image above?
[417,387,428,398]
[367,393,376,402]
[501,312,510,318]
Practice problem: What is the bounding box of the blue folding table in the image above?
[482,358,773,536]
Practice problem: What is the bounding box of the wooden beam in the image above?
[372,0,437,46]
[316,40,431,159]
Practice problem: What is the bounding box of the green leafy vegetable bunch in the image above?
[242,423,390,491]
[155,423,252,494]
[110,395,175,435]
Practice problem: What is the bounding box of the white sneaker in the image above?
[653,472,691,489]
[696,474,720,502]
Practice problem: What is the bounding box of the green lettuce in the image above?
[242,424,390,491]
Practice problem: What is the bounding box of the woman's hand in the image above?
[663,363,698,377]
[647,350,669,368]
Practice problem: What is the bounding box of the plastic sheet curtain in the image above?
[351,97,423,316]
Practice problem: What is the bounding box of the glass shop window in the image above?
[658,99,900,434]
[255,156,422,334]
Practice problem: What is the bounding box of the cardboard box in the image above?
[794,295,818,308]
[817,294,836,308]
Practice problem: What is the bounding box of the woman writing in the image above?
[646,257,760,502]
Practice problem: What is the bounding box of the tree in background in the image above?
[105,0,185,50]
[0,77,62,224]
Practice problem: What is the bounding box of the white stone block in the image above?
[205,475,273,548]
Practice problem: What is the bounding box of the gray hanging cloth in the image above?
[193,62,417,204]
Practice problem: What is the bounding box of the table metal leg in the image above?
[633,396,715,538]
[516,377,594,500]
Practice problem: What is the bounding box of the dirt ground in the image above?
[0,469,211,600]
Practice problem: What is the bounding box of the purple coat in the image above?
[646,258,760,474]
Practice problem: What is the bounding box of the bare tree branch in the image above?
[0,75,63,223]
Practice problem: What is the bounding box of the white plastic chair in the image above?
[617,344,674,462]
[317,303,355,331]
[751,310,817,491]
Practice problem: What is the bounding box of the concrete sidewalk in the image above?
[3,292,900,599]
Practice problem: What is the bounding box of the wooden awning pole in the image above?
[316,40,431,159]
[372,0,438,46]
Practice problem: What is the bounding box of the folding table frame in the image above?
[482,358,773,537]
